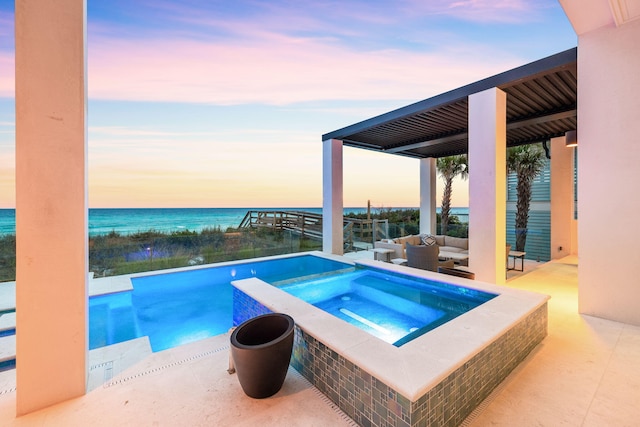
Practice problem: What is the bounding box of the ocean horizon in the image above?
[0,207,469,237]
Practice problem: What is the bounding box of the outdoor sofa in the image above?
[373,234,469,265]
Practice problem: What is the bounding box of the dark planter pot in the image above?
[230,313,295,399]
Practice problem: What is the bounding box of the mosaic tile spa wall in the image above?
[233,287,547,427]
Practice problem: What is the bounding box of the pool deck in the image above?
[0,254,638,425]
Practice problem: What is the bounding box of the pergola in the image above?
[323,48,577,159]
[321,48,578,285]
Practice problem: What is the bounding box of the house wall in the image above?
[578,17,640,325]
[571,218,578,255]
[550,135,575,259]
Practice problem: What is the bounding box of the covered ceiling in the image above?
[323,48,577,159]
[559,0,640,35]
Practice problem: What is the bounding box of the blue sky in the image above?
[0,0,577,208]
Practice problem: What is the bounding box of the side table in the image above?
[371,248,394,262]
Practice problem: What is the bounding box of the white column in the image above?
[550,135,575,259]
[15,0,88,414]
[578,17,640,326]
[468,88,507,284]
[419,158,437,234]
[322,139,343,254]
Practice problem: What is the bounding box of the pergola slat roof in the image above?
[323,48,577,159]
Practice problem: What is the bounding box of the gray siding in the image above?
[507,158,551,202]
[506,210,551,261]
[507,158,551,261]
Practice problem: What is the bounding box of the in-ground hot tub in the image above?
[278,267,497,347]
[232,254,548,426]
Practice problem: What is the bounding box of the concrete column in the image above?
[550,135,575,259]
[15,0,88,414]
[419,158,437,234]
[322,139,343,254]
[577,17,640,326]
[468,88,507,284]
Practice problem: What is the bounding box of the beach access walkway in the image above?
[237,210,385,251]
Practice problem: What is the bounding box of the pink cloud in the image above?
[404,0,543,23]
[144,0,396,39]
[1,2,542,103]
[88,32,518,105]
[0,54,14,98]
[80,0,533,105]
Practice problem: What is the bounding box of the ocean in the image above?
[0,207,469,237]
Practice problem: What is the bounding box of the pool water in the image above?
[279,268,497,346]
[89,255,353,352]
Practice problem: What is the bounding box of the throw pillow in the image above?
[420,234,437,246]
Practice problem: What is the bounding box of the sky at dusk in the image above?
[0,0,577,209]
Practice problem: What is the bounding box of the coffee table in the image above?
[438,251,469,265]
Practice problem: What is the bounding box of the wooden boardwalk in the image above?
[238,210,323,238]
[237,210,387,250]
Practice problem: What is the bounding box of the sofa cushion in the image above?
[395,235,421,248]
[434,235,446,246]
[444,235,468,250]
[392,236,405,249]
[439,246,464,253]
[419,234,437,246]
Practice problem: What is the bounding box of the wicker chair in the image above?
[405,242,455,272]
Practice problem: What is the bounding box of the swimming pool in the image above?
[86,251,549,427]
[278,268,496,346]
[89,253,353,352]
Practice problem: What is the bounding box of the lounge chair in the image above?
[405,242,454,272]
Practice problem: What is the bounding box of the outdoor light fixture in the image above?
[565,130,578,147]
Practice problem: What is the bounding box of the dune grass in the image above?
[0,227,321,281]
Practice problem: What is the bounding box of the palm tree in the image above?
[506,143,546,252]
[436,155,468,235]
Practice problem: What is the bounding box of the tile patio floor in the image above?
[0,254,638,426]
[466,255,640,427]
